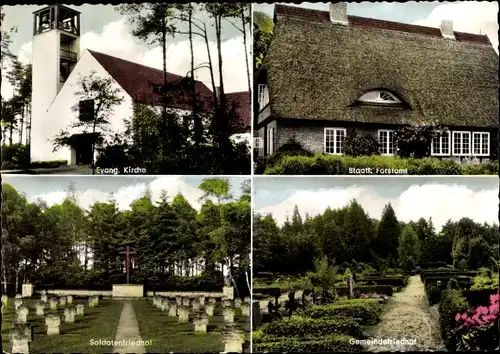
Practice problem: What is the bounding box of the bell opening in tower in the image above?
[33,5,80,36]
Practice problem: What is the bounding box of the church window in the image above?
[79,99,95,122]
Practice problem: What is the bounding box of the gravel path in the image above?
[364,276,445,352]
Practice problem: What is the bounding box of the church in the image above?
[30,4,250,165]
[254,3,499,163]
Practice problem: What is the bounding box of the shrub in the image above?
[463,289,499,308]
[254,334,362,352]
[1,144,30,167]
[438,289,470,351]
[361,277,406,287]
[263,154,494,175]
[296,303,380,325]
[344,133,380,157]
[337,285,393,296]
[425,283,443,305]
[261,316,364,338]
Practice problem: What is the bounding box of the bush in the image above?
[337,285,393,296]
[438,289,470,351]
[463,289,499,308]
[296,303,380,325]
[344,133,380,157]
[361,277,407,287]
[29,160,68,169]
[254,335,362,352]
[261,316,364,338]
[1,144,30,167]
[263,154,495,175]
[425,283,443,305]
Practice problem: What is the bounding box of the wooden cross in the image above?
[120,246,137,284]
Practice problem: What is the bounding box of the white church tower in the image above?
[31,5,81,162]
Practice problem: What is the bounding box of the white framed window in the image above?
[452,131,471,156]
[378,130,396,155]
[472,132,489,156]
[258,84,269,111]
[267,127,275,155]
[254,137,263,149]
[358,90,402,105]
[324,128,346,154]
[431,131,451,156]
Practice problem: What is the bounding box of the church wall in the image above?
[41,50,134,164]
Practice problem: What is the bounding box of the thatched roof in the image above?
[261,5,499,128]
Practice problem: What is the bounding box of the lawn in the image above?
[1,297,122,354]
[134,299,250,353]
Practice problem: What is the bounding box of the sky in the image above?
[254,176,499,231]
[3,175,249,211]
[254,1,499,52]
[1,3,251,100]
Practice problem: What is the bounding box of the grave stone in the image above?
[59,296,67,307]
[1,294,8,307]
[223,286,234,300]
[198,295,206,307]
[45,314,61,335]
[221,324,245,353]
[176,296,182,306]
[22,284,34,298]
[67,295,73,305]
[178,305,189,323]
[76,303,85,316]
[193,311,209,334]
[153,296,160,308]
[48,298,57,310]
[234,298,242,308]
[241,301,249,316]
[41,293,48,302]
[209,297,217,304]
[244,296,250,303]
[168,302,177,317]
[205,303,215,317]
[16,305,29,324]
[9,323,31,354]
[252,301,262,326]
[222,299,232,308]
[182,297,190,307]
[223,307,234,323]
[15,294,23,300]
[192,299,201,312]
[35,302,45,316]
[64,306,76,323]
[161,298,169,312]
[14,298,23,311]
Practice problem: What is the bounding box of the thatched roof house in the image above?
[254,3,499,161]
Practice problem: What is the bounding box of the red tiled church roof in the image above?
[88,50,251,132]
[226,91,251,131]
[274,4,492,45]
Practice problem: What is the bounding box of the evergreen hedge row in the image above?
[254,335,363,352]
[261,317,364,338]
[296,303,380,325]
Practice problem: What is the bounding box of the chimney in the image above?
[440,20,455,40]
[329,3,348,26]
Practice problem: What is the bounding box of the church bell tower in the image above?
[31,5,81,162]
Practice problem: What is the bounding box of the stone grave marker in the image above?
[59,296,67,307]
[198,295,205,307]
[205,303,215,317]
[193,311,209,334]
[14,298,23,311]
[223,307,234,323]
[48,297,57,310]
[9,323,31,354]
[182,297,190,307]
[15,294,22,300]
[241,301,249,316]
[234,298,242,308]
[45,314,61,335]
[76,303,85,316]
[178,305,189,323]
[222,299,232,308]
[176,296,182,306]
[16,305,29,324]
[209,297,217,304]
[221,324,245,353]
[67,295,73,305]
[35,302,45,316]
[41,293,48,303]
[192,299,201,311]
[161,298,169,312]
[64,306,76,323]
[168,302,177,317]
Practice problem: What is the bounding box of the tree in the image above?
[398,224,421,271]
[198,178,232,203]
[375,203,400,259]
[253,11,273,70]
[52,71,124,174]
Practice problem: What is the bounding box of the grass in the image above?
[134,299,250,353]
[1,297,122,353]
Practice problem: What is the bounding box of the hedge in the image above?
[423,276,473,288]
[254,335,363,352]
[263,154,498,175]
[337,285,393,296]
[360,277,407,287]
[438,289,470,351]
[296,303,380,325]
[261,317,364,338]
[421,271,477,282]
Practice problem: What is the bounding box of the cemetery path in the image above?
[113,302,146,354]
[364,275,445,352]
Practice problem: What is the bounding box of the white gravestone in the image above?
[209,297,217,304]
[67,295,73,304]
[76,303,85,316]
[64,307,76,323]
[176,296,182,306]
[178,305,189,323]
[48,298,57,310]
[192,299,201,312]
[198,296,205,307]
[22,284,33,298]
[35,302,45,316]
[223,307,234,323]
[193,312,209,334]
[205,303,215,317]
[223,299,232,308]
[241,302,249,316]
[41,294,48,303]
[9,323,31,354]
[234,298,242,308]
[14,298,23,311]
[45,314,61,335]
[17,305,29,324]
[168,302,177,317]
[182,297,190,307]
[221,325,245,353]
